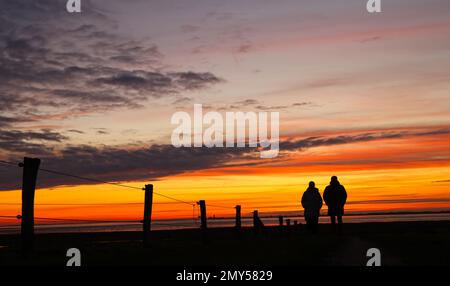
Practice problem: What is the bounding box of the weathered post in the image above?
[235,205,241,229]
[198,200,208,243]
[198,200,207,230]
[20,157,41,255]
[278,216,284,227]
[253,210,259,228]
[253,210,265,234]
[294,220,298,233]
[286,219,291,227]
[143,184,153,247]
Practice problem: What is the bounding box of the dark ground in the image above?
[0,221,449,266]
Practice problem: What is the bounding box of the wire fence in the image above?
[0,158,302,234]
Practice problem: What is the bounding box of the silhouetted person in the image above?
[301,181,323,233]
[323,176,347,234]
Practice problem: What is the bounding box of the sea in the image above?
[1,212,450,235]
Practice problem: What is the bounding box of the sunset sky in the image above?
[1,0,450,223]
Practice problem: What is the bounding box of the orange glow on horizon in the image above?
[1,129,450,224]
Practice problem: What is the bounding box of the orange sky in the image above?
[1,128,450,224]
[1,1,450,225]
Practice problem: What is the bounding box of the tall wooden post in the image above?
[143,184,153,247]
[198,200,207,230]
[235,205,241,229]
[21,157,40,255]
[198,200,208,243]
[278,216,284,227]
[253,210,259,228]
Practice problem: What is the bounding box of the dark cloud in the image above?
[256,105,290,110]
[415,128,450,137]
[1,127,449,191]
[0,0,223,123]
[280,132,405,150]
[50,89,142,110]
[169,72,224,90]
[0,115,32,127]
[0,130,67,142]
[172,97,193,106]
[67,129,84,134]
[93,71,221,93]
[222,100,311,111]
[234,99,259,106]
[0,129,67,156]
[280,128,450,151]
[292,102,312,107]
[0,144,254,190]
[0,1,226,186]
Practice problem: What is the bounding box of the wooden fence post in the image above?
[143,184,153,247]
[198,200,207,230]
[253,210,264,234]
[235,205,241,229]
[20,157,41,255]
[278,216,284,227]
[197,200,208,242]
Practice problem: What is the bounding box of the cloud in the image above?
[234,99,259,106]
[67,130,84,134]
[172,97,193,106]
[255,102,311,110]
[0,129,68,156]
[280,128,450,152]
[292,102,311,107]
[280,132,405,150]
[256,105,290,110]
[222,100,311,111]
[93,72,173,92]
[1,127,449,191]
[94,71,222,93]
[0,144,254,190]
[170,72,224,90]
[0,130,67,142]
[0,115,32,127]
[0,0,223,123]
